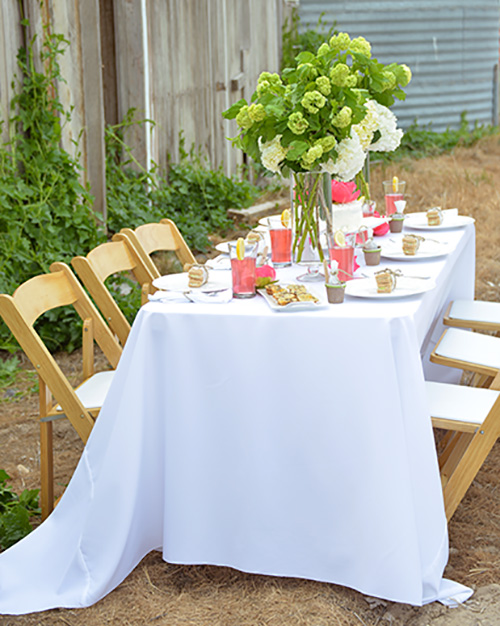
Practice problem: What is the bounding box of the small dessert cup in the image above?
[362,237,382,266]
[363,247,381,266]
[389,213,405,233]
[325,283,346,304]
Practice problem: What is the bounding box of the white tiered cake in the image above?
[331,200,363,233]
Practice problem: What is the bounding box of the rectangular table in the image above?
[0,224,475,613]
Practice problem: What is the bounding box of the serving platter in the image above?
[258,284,327,311]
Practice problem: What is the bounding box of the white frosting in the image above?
[331,200,363,233]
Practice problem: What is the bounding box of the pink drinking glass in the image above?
[268,218,292,267]
[327,233,355,282]
[383,180,406,216]
[229,241,258,298]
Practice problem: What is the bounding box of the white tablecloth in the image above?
[0,225,475,613]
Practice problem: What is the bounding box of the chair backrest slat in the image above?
[85,240,139,282]
[12,270,79,327]
[116,220,196,278]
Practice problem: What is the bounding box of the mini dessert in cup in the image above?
[362,237,382,266]
[324,259,346,304]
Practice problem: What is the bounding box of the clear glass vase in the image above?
[290,171,332,264]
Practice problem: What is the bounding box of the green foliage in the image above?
[0,355,22,389]
[0,469,40,551]
[0,29,104,353]
[0,355,37,402]
[281,9,337,71]
[105,114,259,252]
[381,113,499,162]
[223,32,410,177]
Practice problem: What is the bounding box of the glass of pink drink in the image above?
[229,241,258,298]
[327,233,355,281]
[269,218,292,267]
[383,180,406,216]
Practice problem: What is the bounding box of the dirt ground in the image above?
[2,135,500,625]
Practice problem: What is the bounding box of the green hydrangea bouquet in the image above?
[222,32,412,261]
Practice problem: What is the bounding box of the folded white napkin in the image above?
[205,255,231,270]
[149,288,233,304]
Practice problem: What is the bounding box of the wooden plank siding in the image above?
[0,0,284,220]
[0,2,24,146]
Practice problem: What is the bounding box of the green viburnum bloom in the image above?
[258,71,282,88]
[298,62,318,79]
[314,135,336,153]
[288,111,309,134]
[248,103,266,122]
[315,76,331,96]
[330,63,357,88]
[329,32,351,54]
[257,80,270,96]
[331,106,352,128]
[399,64,412,87]
[380,71,397,91]
[301,90,326,114]
[317,42,330,56]
[301,145,323,169]
[235,105,253,130]
[350,36,371,58]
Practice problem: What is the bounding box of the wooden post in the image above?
[113,0,148,170]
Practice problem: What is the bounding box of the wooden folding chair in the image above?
[430,327,500,388]
[427,374,500,520]
[114,219,196,279]
[71,237,157,348]
[0,263,122,519]
[443,300,500,334]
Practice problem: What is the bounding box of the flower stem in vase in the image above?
[292,171,331,263]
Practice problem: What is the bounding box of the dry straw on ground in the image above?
[2,135,500,625]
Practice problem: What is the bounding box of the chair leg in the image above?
[439,432,474,485]
[39,377,54,520]
[471,373,494,388]
[39,420,54,520]
[442,428,498,521]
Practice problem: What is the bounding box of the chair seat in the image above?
[434,328,500,370]
[426,380,500,425]
[55,370,115,412]
[448,300,500,325]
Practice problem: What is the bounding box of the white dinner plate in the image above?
[381,238,449,261]
[258,285,328,311]
[258,214,281,227]
[215,241,237,254]
[345,276,436,299]
[404,211,475,230]
[153,272,231,292]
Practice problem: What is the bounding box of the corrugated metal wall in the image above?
[299,0,500,131]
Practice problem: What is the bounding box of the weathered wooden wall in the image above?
[0,0,285,219]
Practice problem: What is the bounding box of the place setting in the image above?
[345,268,436,300]
[404,207,475,230]
[381,233,450,261]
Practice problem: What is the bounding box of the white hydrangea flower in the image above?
[322,130,366,181]
[258,135,287,173]
[368,101,403,152]
[352,100,380,150]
